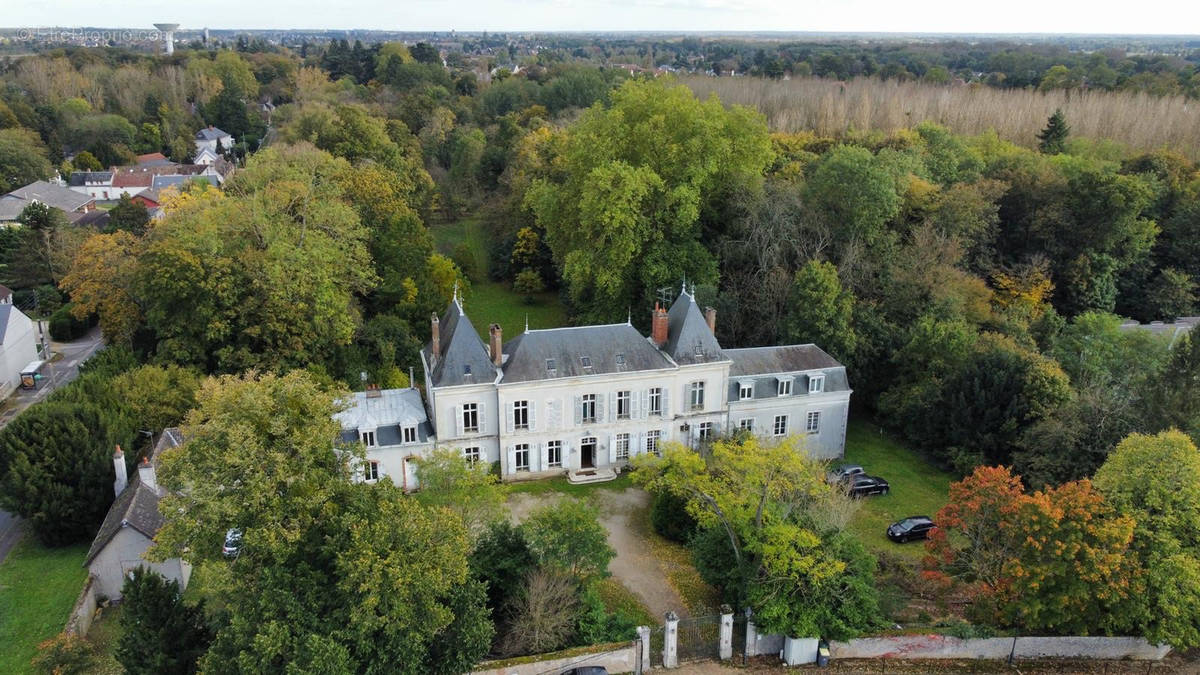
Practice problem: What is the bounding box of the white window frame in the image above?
[774,415,788,436]
[361,430,376,447]
[738,418,754,432]
[513,400,530,430]
[402,426,417,444]
[806,411,821,434]
[689,381,705,411]
[809,375,825,394]
[547,440,562,468]
[739,381,754,401]
[464,447,481,465]
[364,460,380,482]
[646,430,661,455]
[615,433,630,459]
[778,377,793,397]
[648,388,662,416]
[515,444,530,472]
[616,390,631,419]
[698,421,714,440]
[463,403,479,433]
[581,394,597,424]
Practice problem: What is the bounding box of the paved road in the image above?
[0,326,105,563]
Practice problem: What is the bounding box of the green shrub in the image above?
[650,490,697,544]
[48,304,91,341]
[31,633,95,675]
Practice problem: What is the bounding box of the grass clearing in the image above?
[843,419,954,561]
[593,577,656,627]
[506,473,633,501]
[0,537,89,674]
[85,603,125,675]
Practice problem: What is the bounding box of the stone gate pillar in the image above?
[744,607,758,657]
[636,625,651,673]
[663,611,679,668]
[719,604,734,660]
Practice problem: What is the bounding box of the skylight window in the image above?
[463,364,472,377]
[615,353,626,370]
[546,358,557,374]
[580,355,594,374]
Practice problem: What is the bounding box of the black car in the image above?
[559,668,607,675]
[887,516,935,543]
[844,474,890,497]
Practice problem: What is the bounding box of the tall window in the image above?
[774,415,788,436]
[806,411,821,434]
[616,433,630,460]
[648,388,662,416]
[463,403,479,433]
[688,382,705,411]
[616,391,631,419]
[514,444,530,471]
[698,422,714,440]
[464,447,481,465]
[547,440,562,468]
[513,400,529,430]
[402,426,417,444]
[739,418,754,432]
[778,378,793,396]
[364,460,380,481]
[646,430,661,455]
[581,394,597,423]
[809,375,825,393]
[361,430,376,447]
[739,382,754,400]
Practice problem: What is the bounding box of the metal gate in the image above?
[732,614,748,663]
[676,614,722,663]
[647,625,665,668]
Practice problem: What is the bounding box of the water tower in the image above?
[153,23,180,54]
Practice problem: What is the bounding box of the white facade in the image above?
[336,387,435,491]
[87,527,192,600]
[0,305,40,397]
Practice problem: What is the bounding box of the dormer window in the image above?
[463,364,472,377]
[739,381,754,401]
[546,358,557,375]
[361,430,376,447]
[402,426,417,444]
[778,377,794,397]
[809,375,825,393]
[615,353,626,371]
[580,355,594,374]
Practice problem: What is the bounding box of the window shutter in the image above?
[505,402,515,434]
[529,399,538,432]
[631,390,641,419]
[596,395,605,423]
[636,431,644,456]
[538,442,547,471]
[608,392,616,422]
[608,434,617,464]
[661,388,670,417]
[505,445,514,475]
[574,396,582,425]
[454,405,463,436]
[640,390,649,419]
[478,403,486,433]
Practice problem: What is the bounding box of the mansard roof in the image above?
[500,323,675,384]
[664,288,726,366]
[725,344,843,376]
[424,297,497,388]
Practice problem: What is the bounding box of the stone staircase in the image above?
[567,467,618,484]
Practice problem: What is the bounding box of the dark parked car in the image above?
[559,668,607,675]
[827,463,865,484]
[887,516,935,543]
[844,474,890,497]
[222,528,242,558]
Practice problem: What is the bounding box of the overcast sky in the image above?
[8,0,1200,35]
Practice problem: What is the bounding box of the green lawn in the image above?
[506,473,633,499]
[0,538,89,674]
[843,419,954,560]
[431,216,568,340]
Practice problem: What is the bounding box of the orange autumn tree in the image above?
[926,466,1138,634]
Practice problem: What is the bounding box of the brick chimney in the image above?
[113,445,127,497]
[489,323,503,366]
[651,303,669,347]
[366,384,382,398]
[138,456,157,494]
[704,306,717,333]
[430,313,440,363]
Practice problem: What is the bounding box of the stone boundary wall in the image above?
[829,635,1170,661]
[471,642,637,675]
[63,575,98,637]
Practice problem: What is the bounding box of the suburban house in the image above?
[342,287,851,487]
[335,386,435,491]
[0,180,95,224]
[67,171,117,201]
[195,126,235,159]
[85,429,191,600]
[1120,317,1198,348]
[0,304,40,398]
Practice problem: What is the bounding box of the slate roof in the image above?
[111,164,212,188]
[664,289,726,365]
[68,209,110,229]
[424,297,498,388]
[67,171,113,186]
[725,344,842,376]
[335,388,429,432]
[84,429,182,565]
[500,323,675,384]
[196,126,231,141]
[0,181,94,219]
[0,304,13,344]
